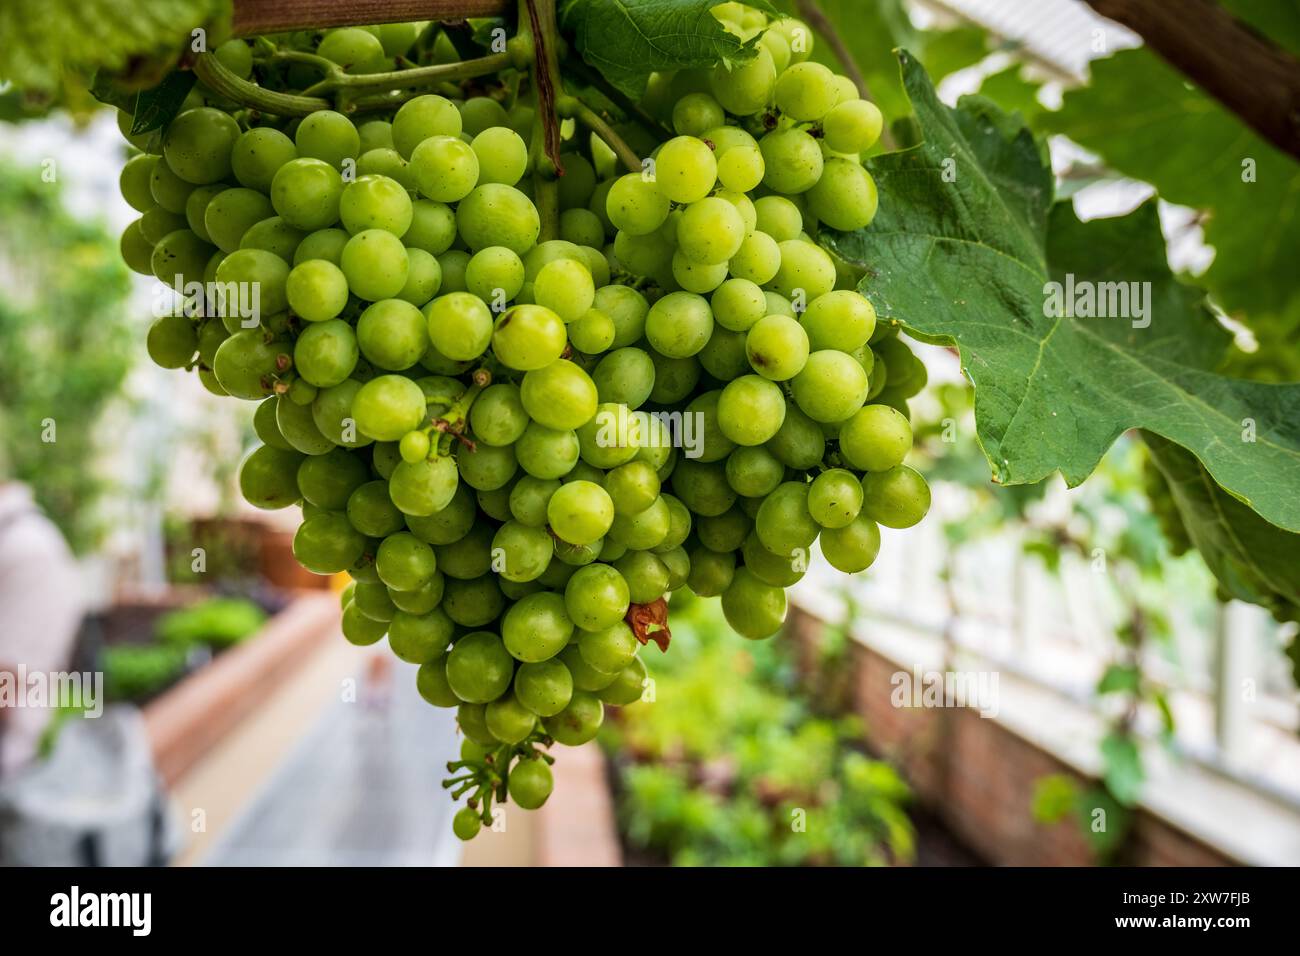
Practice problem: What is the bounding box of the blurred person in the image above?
[0,481,85,780]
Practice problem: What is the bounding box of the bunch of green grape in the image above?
[116,5,930,841]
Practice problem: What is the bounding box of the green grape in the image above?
[770,239,837,300]
[253,395,293,450]
[231,127,298,193]
[358,119,395,153]
[443,575,505,627]
[465,246,525,304]
[715,374,785,447]
[455,184,540,255]
[386,608,455,664]
[471,126,529,186]
[676,196,745,266]
[753,195,803,242]
[163,107,241,184]
[393,94,462,159]
[507,757,554,809]
[614,550,670,604]
[603,460,658,516]
[151,229,215,287]
[721,567,788,640]
[521,360,598,431]
[569,308,616,354]
[389,456,459,516]
[423,291,492,361]
[416,655,459,707]
[839,404,912,472]
[861,465,930,528]
[672,92,725,136]
[770,17,814,63]
[457,702,498,746]
[808,468,863,529]
[756,481,820,557]
[790,350,869,423]
[310,379,372,448]
[404,200,458,255]
[722,229,777,285]
[760,29,792,73]
[598,656,648,706]
[119,154,158,212]
[492,304,567,370]
[557,153,597,209]
[670,251,729,294]
[446,631,514,703]
[516,423,580,479]
[340,229,409,301]
[411,135,479,202]
[808,158,878,231]
[463,386,522,448]
[591,348,655,408]
[709,44,776,116]
[390,572,445,614]
[212,329,290,400]
[716,142,765,194]
[774,61,838,121]
[559,208,605,248]
[722,446,780,498]
[485,695,537,744]
[280,392,338,454]
[457,441,517,491]
[595,285,650,348]
[820,512,881,573]
[293,512,367,574]
[533,258,595,323]
[397,247,442,305]
[347,480,405,537]
[684,389,737,462]
[294,319,358,387]
[608,494,670,550]
[271,158,344,231]
[119,220,155,275]
[491,521,552,582]
[356,299,427,371]
[653,136,717,204]
[376,531,437,590]
[697,327,750,382]
[405,483,475,544]
[352,374,427,441]
[452,806,483,841]
[353,580,398,622]
[339,174,414,236]
[238,445,304,509]
[645,292,713,358]
[558,644,617,692]
[577,622,637,674]
[542,691,604,746]
[502,592,573,663]
[371,441,403,479]
[460,97,509,135]
[745,314,809,381]
[295,110,361,169]
[823,98,884,154]
[297,446,368,509]
[687,546,735,597]
[240,216,306,262]
[356,147,416,191]
[149,159,195,214]
[139,207,187,245]
[294,227,350,266]
[801,290,876,352]
[612,229,673,279]
[606,173,671,236]
[759,128,824,194]
[547,480,614,545]
[146,314,198,369]
[509,476,560,527]
[715,187,756,234]
[318,27,385,73]
[670,459,736,517]
[563,563,630,631]
[342,601,388,646]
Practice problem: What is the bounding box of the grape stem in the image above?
[191,51,331,116]
[558,95,642,173]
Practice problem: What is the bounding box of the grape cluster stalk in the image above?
[117,3,932,840]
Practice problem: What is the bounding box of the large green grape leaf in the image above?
[558,0,779,98]
[1144,433,1300,682]
[0,0,227,93]
[824,53,1300,534]
[1042,48,1300,343]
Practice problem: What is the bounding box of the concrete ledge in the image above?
[144,592,341,786]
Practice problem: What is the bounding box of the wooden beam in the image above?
[232,0,510,37]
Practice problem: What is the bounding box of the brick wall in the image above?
[788,606,1236,867]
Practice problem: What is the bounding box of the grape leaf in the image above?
[1144,433,1300,632]
[0,0,227,93]
[1042,49,1300,344]
[557,0,778,98]
[825,53,1300,534]
[130,70,197,134]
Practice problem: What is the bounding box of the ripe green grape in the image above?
[294,227,350,266]
[339,174,414,236]
[653,136,717,204]
[759,128,824,195]
[376,531,438,590]
[340,229,409,301]
[508,758,554,809]
[357,299,427,371]
[774,61,838,121]
[465,246,525,304]
[392,94,462,159]
[388,608,455,663]
[297,446,368,509]
[839,404,913,472]
[745,314,809,381]
[521,360,598,431]
[861,465,931,528]
[801,290,876,352]
[271,158,344,231]
[716,374,786,446]
[755,481,819,557]
[455,184,540,255]
[295,110,361,169]
[516,423,580,479]
[645,292,714,358]
[493,304,567,370]
[294,319,358,387]
[352,374,427,441]
[231,127,298,193]
[416,656,459,707]
[238,445,303,509]
[410,135,479,202]
[721,567,788,640]
[318,27,385,73]
[724,445,785,497]
[293,512,367,574]
[597,657,648,706]
[677,197,746,265]
[769,239,837,300]
[146,314,198,369]
[542,691,604,746]
[819,512,881,573]
[485,695,537,744]
[808,158,878,231]
[709,45,776,116]
[808,468,863,529]
[163,107,241,184]
[547,480,614,545]
[348,480,405,537]
[471,126,529,185]
[823,98,884,154]
[503,592,573,663]
[446,631,514,703]
[533,258,595,323]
